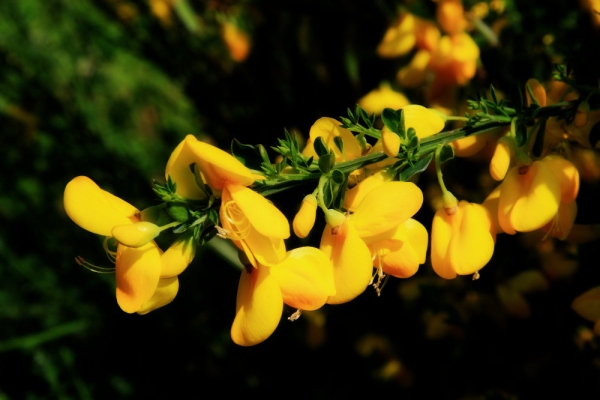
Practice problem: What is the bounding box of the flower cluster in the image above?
[64,68,600,345]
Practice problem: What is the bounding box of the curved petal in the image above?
[499,162,561,232]
[308,117,362,162]
[430,208,457,279]
[403,105,446,138]
[112,222,160,248]
[270,247,335,310]
[185,135,254,191]
[228,184,290,239]
[64,176,137,236]
[542,155,579,203]
[352,181,423,238]
[165,137,208,200]
[137,277,179,315]
[321,222,373,304]
[343,169,393,212]
[160,231,197,278]
[449,202,494,275]
[116,242,162,313]
[231,266,283,346]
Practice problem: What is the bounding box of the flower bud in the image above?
[490,136,512,181]
[112,222,160,248]
[382,127,401,158]
[324,209,347,229]
[293,194,318,238]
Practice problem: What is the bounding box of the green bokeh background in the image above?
[2,0,600,398]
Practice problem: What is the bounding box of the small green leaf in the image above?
[333,136,344,154]
[231,139,263,170]
[438,144,455,164]
[490,84,498,104]
[314,136,329,158]
[318,153,335,174]
[321,180,334,208]
[167,203,189,222]
[381,108,400,134]
[399,153,433,181]
[331,169,345,185]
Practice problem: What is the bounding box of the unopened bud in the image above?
[324,209,347,228]
[293,194,318,238]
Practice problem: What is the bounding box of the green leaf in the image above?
[490,84,498,104]
[318,153,335,174]
[314,136,329,158]
[167,203,189,222]
[438,144,455,164]
[321,180,334,208]
[331,169,345,185]
[381,108,400,134]
[231,139,263,170]
[333,136,344,154]
[400,153,433,181]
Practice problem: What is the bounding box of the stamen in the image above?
[75,256,115,274]
[102,237,117,264]
[370,253,388,296]
[288,309,302,321]
[222,200,251,240]
[472,271,480,280]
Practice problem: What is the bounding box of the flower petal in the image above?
[321,222,373,304]
[165,137,208,200]
[160,231,197,278]
[185,135,254,191]
[270,247,335,310]
[231,266,283,346]
[115,242,162,313]
[449,202,494,275]
[136,277,179,315]
[352,181,423,238]
[64,176,137,236]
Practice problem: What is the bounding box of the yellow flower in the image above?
[165,137,208,200]
[431,200,495,279]
[220,183,290,267]
[302,117,362,163]
[357,82,409,115]
[231,247,335,346]
[498,159,562,234]
[377,13,416,58]
[321,181,423,303]
[436,0,467,35]
[64,176,162,313]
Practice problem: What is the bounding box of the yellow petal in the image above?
[112,222,160,248]
[352,181,423,238]
[185,135,254,191]
[374,221,427,279]
[430,207,457,279]
[293,194,318,238]
[165,137,208,200]
[115,242,162,313]
[382,127,401,158]
[498,162,561,232]
[160,231,197,278]
[321,222,373,304]
[227,184,290,239]
[271,247,335,310]
[307,117,362,162]
[64,176,137,236]
[137,277,179,315]
[402,105,446,138]
[490,136,512,181]
[397,49,431,88]
[357,83,409,115]
[448,202,494,275]
[542,200,577,240]
[231,266,283,346]
[542,155,579,203]
[377,13,416,58]
[343,169,393,212]
[572,286,600,322]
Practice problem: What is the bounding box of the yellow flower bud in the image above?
[293,194,318,238]
[112,221,160,248]
[490,135,512,181]
[382,127,401,158]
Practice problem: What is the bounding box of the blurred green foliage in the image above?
[1,0,600,398]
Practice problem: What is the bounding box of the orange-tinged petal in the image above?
[231,266,283,346]
[160,231,196,278]
[402,105,446,138]
[352,181,423,238]
[271,247,335,310]
[64,176,137,236]
[185,135,254,191]
[437,0,467,35]
[498,162,561,232]
[572,286,600,322]
[115,242,162,313]
[165,137,207,200]
[377,13,416,58]
[137,277,179,315]
[542,155,579,203]
[321,222,373,304]
[227,184,290,239]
